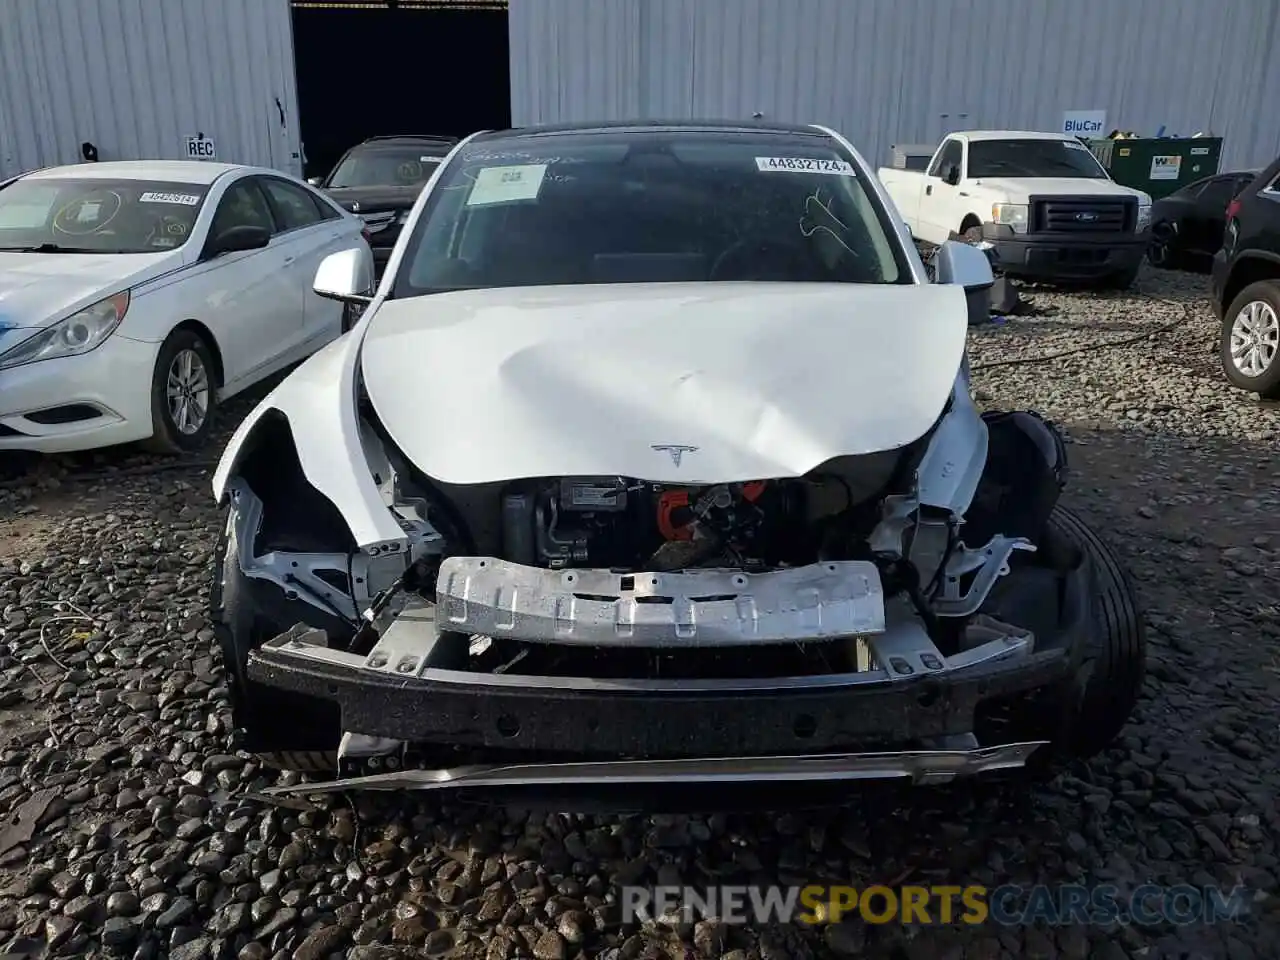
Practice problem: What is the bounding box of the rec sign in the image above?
[185,136,217,160]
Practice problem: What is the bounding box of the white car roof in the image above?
[958,130,1078,143]
[23,160,249,184]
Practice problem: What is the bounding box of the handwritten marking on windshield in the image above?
[800,192,858,257]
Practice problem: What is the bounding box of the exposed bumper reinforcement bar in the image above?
[435,556,887,647]
[260,741,1048,795]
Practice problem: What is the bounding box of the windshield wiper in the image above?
[0,243,101,253]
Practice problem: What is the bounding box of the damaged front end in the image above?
[219,376,1099,804]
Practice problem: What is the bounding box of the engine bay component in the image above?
[558,477,628,512]
[499,476,832,572]
[654,489,694,541]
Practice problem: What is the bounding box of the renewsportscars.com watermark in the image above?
[622,884,1253,926]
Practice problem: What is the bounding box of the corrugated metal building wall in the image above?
[508,0,1280,172]
[0,0,303,179]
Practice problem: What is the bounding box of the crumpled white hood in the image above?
[359,282,969,485]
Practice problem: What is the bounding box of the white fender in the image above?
[211,328,407,553]
[915,380,989,514]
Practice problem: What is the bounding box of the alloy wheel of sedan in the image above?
[1229,299,1279,378]
[166,347,211,435]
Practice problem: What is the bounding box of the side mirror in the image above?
[307,176,323,187]
[943,166,961,187]
[206,224,271,259]
[933,240,994,326]
[934,239,994,291]
[313,247,374,303]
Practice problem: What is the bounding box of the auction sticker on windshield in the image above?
[138,192,201,205]
[755,157,855,176]
[467,164,548,207]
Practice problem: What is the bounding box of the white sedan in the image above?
[0,160,373,454]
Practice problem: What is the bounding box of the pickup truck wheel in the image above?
[961,226,983,244]
[1220,280,1280,399]
[210,501,342,773]
[1099,263,1141,291]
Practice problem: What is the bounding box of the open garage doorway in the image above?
[291,0,511,179]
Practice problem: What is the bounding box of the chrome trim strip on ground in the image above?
[261,741,1048,795]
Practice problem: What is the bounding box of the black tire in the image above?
[1099,262,1142,291]
[960,225,983,244]
[975,503,1145,779]
[1147,223,1181,271]
[1219,279,1280,399]
[209,502,341,773]
[1044,505,1146,759]
[340,302,363,334]
[140,328,218,454]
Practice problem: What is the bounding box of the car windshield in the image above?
[0,178,210,254]
[392,130,907,297]
[327,147,445,188]
[967,139,1108,179]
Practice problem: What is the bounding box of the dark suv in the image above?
[1212,155,1280,399]
[309,135,459,276]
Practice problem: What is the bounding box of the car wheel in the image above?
[340,301,367,334]
[1220,280,1280,399]
[1043,505,1146,759]
[141,329,218,454]
[977,504,1146,779]
[1147,222,1180,270]
[210,500,342,773]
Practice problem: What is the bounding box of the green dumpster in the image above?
[1086,137,1223,199]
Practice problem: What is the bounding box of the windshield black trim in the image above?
[474,119,832,141]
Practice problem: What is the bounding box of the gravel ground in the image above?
[1,265,1278,960]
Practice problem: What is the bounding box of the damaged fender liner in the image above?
[246,646,1072,759]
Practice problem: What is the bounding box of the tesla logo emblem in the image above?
[1075,211,1098,222]
[350,201,361,212]
[651,444,699,466]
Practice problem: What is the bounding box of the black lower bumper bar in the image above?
[980,223,1147,281]
[247,610,1072,761]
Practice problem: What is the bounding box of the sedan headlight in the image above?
[0,291,130,370]
[1136,202,1152,233]
[990,203,1029,234]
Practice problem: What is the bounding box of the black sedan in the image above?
[309,135,459,277]
[1148,170,1258,270]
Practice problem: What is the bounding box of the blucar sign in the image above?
[1061,110,1107,137]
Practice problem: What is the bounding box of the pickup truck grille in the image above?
[1031,197,1135,234]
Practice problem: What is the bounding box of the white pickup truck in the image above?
[878,130,1152,288]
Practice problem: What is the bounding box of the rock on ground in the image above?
[0,266,1276,959]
